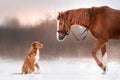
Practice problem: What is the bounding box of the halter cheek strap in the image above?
[57,18,69,35]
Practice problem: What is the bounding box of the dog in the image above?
[22,41,43,74]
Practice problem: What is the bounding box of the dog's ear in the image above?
[31,42,36,48]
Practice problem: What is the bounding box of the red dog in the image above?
[22,41,43,74]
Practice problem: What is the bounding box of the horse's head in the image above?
[56,12,70,41]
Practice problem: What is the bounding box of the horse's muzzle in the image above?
[58,35,65,40]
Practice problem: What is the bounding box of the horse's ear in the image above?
[58,11,64,14]
[57,11,65,19]
[58,11,60,14]
[58,11,61,15]
[61,11,63,14]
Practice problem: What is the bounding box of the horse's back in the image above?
[105,7,120,37]
[93,6,120,39]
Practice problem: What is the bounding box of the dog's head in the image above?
[31,41,43,49]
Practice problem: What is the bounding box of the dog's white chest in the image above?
[35,49,40,64]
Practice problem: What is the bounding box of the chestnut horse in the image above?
[56,6,120,73]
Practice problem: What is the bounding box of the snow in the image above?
[0,58,120,80]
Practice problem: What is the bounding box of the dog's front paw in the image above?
[34,67,40,74]
[34,68,40,74]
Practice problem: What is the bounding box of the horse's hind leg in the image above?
[101,44,108,73]
[92,39,107,72]
[101,44,106,57]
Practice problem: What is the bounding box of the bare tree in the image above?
[3,17,20,28]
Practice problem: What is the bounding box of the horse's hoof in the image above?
[103,66,106,72]
[102,71,106,74]
[102,66,107,74]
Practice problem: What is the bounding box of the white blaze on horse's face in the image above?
[57,20,60,41]
[56,20,66,41]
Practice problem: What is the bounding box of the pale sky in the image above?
[0,0,120,25]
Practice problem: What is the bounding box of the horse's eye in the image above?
[59,22,63,25]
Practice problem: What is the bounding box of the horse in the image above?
[56,6,120,73]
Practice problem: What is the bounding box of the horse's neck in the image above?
[68,9,91,29]
[70,24,88,29]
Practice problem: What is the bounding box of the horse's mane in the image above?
[57,8,93,28]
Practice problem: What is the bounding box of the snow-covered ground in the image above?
[0,58,120,80]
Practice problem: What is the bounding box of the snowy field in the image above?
[0,58,120,80]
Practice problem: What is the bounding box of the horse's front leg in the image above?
[92,39,107,72]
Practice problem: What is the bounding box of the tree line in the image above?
[0,17,119,60]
